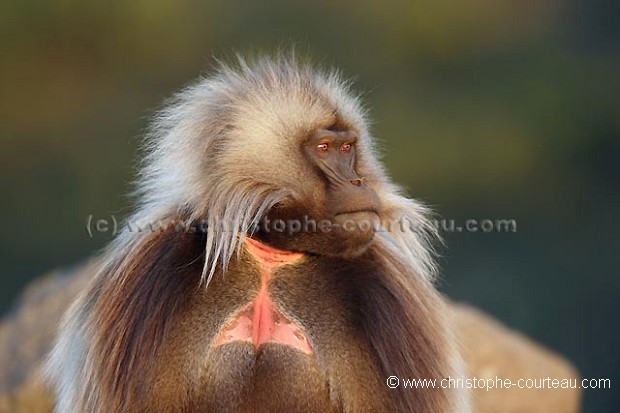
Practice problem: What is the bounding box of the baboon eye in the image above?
[341,143,352,152]
[317,143,329,151]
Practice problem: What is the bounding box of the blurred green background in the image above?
[1,0,618,411]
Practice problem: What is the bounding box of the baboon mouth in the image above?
[334,208,379,217]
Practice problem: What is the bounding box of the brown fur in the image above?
[0,262,94,413]
[60,226,457,412]
[454,304,582,413]
[88,229,205,412]
[0,264,581,412]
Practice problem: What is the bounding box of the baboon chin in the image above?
[21,55,578,413]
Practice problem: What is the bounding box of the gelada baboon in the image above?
[38,55,580,413]
[46,55,468,412]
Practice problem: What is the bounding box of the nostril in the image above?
[350,178,364,187]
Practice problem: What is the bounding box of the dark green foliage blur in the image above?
[1,0,618,411]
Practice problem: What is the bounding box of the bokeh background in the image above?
[1,1,618,411]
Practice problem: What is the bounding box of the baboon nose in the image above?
[350,178,364,187]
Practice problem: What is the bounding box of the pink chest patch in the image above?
[213,238,312,354]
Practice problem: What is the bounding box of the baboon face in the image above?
[253,125,382,258]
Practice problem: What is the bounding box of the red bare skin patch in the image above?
[213,238,312,354]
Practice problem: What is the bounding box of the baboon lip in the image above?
[334,208,379,217]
